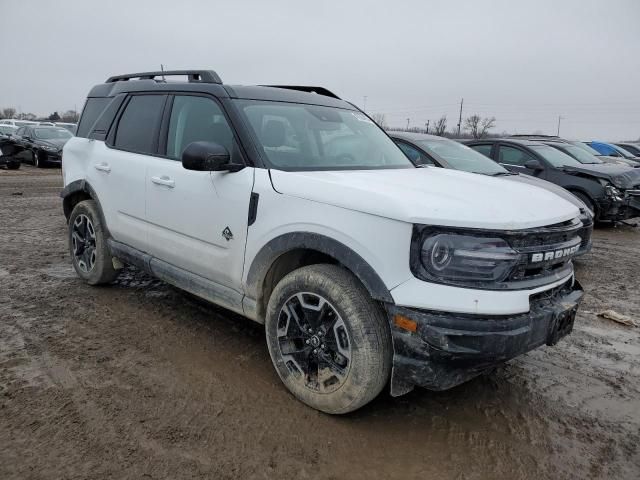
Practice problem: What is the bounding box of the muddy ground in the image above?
[0,165,638,480]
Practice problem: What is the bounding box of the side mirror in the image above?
[524,159,544,171]
[181,141,244,173]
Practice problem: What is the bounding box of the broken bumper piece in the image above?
[387,278,584,396]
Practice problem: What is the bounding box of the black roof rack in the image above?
[106,70,222,84]
[262,85,341,99]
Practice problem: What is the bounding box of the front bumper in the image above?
[596,193,640,221]
[386,278,584,396]
[576,214,593,256]
[40,149,62,164]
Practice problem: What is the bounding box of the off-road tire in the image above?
[68,200,119,285]
[265,264,392,414]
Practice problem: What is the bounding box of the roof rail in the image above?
[106,70,222,84]
[509,134,561,138]
[262,85,341,99]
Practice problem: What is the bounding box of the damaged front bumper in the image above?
[596,192,640,222]
[386,278,584,396]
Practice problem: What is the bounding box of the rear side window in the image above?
[469,144,493,158]
[77,98,110,138]
[114,95,166,154]
[396,141,434,166]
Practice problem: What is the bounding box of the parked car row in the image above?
[391,133,640,224]
[0,118,77,133]
[0,124,74,168]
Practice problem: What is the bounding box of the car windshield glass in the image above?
[530,145,582,167]
[417,139,506,174]
[570,141,602,156]
[614,145,636,158]
[236,100,413,170]
[34,128,72,140]
[15,121,33,127]
[558,145,603,164]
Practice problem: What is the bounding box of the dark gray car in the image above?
[465,138,640,222]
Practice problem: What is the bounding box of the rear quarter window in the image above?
[77,98,111,138]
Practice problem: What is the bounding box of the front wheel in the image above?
[265,264,392,414]
[68,200,119,285]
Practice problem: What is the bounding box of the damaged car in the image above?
[467,138,640,222]
[391,132,593,255]
[62,70,586,413]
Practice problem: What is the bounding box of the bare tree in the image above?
[464,114,496,139]
[370,113,387,130]
[432,115,447,136]
[1,107,16,119]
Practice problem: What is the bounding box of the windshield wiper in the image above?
[490,171,515,176]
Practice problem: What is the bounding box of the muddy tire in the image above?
[265,264,391,414]
[68,200,118,285]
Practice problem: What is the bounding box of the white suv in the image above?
[62,70,584,413]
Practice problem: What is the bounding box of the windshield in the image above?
[417,139,506,175]
[34,128,72,140]
[236,100,413,170]
[530,145,582,168]
[614,145,636,158]
[556,144,603,164]
[569,141,602,156]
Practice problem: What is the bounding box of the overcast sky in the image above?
[2,0,639,140]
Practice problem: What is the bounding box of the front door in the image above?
[145,94,254,290]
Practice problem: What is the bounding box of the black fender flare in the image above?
[60,180,111,238]
[245,232,394,315]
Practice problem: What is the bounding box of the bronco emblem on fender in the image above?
[222,227,233,241]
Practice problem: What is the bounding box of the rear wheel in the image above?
[33,150,44,168]
[68,200,119,285]
[265,264,392,414]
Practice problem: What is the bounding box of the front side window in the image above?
[236,100,413,171]
[166,95,235,160]
[396,141,434,166]
[114,95,166,154]
[498,145,536,166]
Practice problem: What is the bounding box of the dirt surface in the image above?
[1,165,639,480]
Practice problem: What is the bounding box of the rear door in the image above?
[86,94,167,251]
[145,94,254,289]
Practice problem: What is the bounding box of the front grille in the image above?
[502,218,582,287]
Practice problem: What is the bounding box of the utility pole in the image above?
[557,115,563,136]
[363,96,367,112]
[456,98,464,136]
[406,118,410,130]
[425,120,430,133]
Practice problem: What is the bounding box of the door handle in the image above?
[151,175,175,188]
[94,163,111,173]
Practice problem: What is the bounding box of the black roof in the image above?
[87,69,352,110]
[466,138,549,147]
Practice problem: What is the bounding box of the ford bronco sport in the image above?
[62,70,585,414]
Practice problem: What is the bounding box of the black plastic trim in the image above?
[248,193,259,226]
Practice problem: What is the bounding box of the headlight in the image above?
[41,145,58,152]
[604,184,623,200]
[420,233,521,284]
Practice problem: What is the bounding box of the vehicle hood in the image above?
[38,138,68,149]
[270,167,580,230]
[562,163,640,188]
[504,173,591,216]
